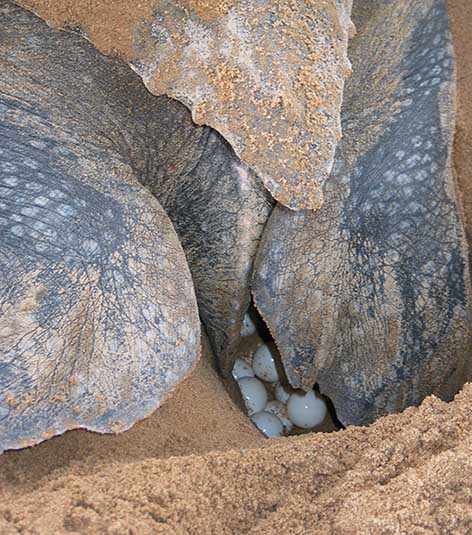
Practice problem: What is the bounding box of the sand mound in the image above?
[2,383,472,534]
[1,0,471,533]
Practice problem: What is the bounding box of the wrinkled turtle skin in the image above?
[253,0,472,426]
[142,117,272,374]
[0,3,270,452]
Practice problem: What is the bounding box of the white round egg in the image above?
[287,390,327,429]
[237,377,268,415]
[265,400,293,434]
[252,344,279,383]
[240,312,257,337]
[250,411,284,438]
[232,358,255,381]
[275,382,291,404]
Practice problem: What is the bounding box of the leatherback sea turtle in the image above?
[0,0,470,451]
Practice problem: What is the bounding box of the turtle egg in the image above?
[275,382,291,404]
[237,377,268,415]
[232,358,255,381]
[240,312,257,336]
[265,400,293,434]
[252,344,279,383]
[251,411,284,438]
[287,390,327,429]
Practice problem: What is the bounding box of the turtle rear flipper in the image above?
[0,3,200,452]
[0,144,200,452]
[253,0,472,426]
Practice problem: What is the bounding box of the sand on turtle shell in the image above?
[16,0,353,211]
[1,0,472,533]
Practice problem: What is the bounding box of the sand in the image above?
[1,0,472,533]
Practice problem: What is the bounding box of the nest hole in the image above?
[227,299,343,438]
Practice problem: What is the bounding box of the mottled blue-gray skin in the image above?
[139,113,272,375]
[253,0,472,426]
[0,3,270,452]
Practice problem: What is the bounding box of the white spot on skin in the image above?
[406,154,421,168]
[57,204,76,217]
[34,196,49,207]
[150,21,170,43]
[164,369,179,387]
[24,183,43,192]
[389,250,400,263]
[145,329,155,340]
[224,10,261,86]
[21,207,38,217]
[42,228,57,239]
[11,225,24,237]
[33,221,46,231]
[50,190,66,199]
[1,162,17,173]
[23,157,38,169]
[397,173,411,185]
[409,201,423,214]
[3,177,17,186]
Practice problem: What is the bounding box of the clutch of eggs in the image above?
[233,337,327,438]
